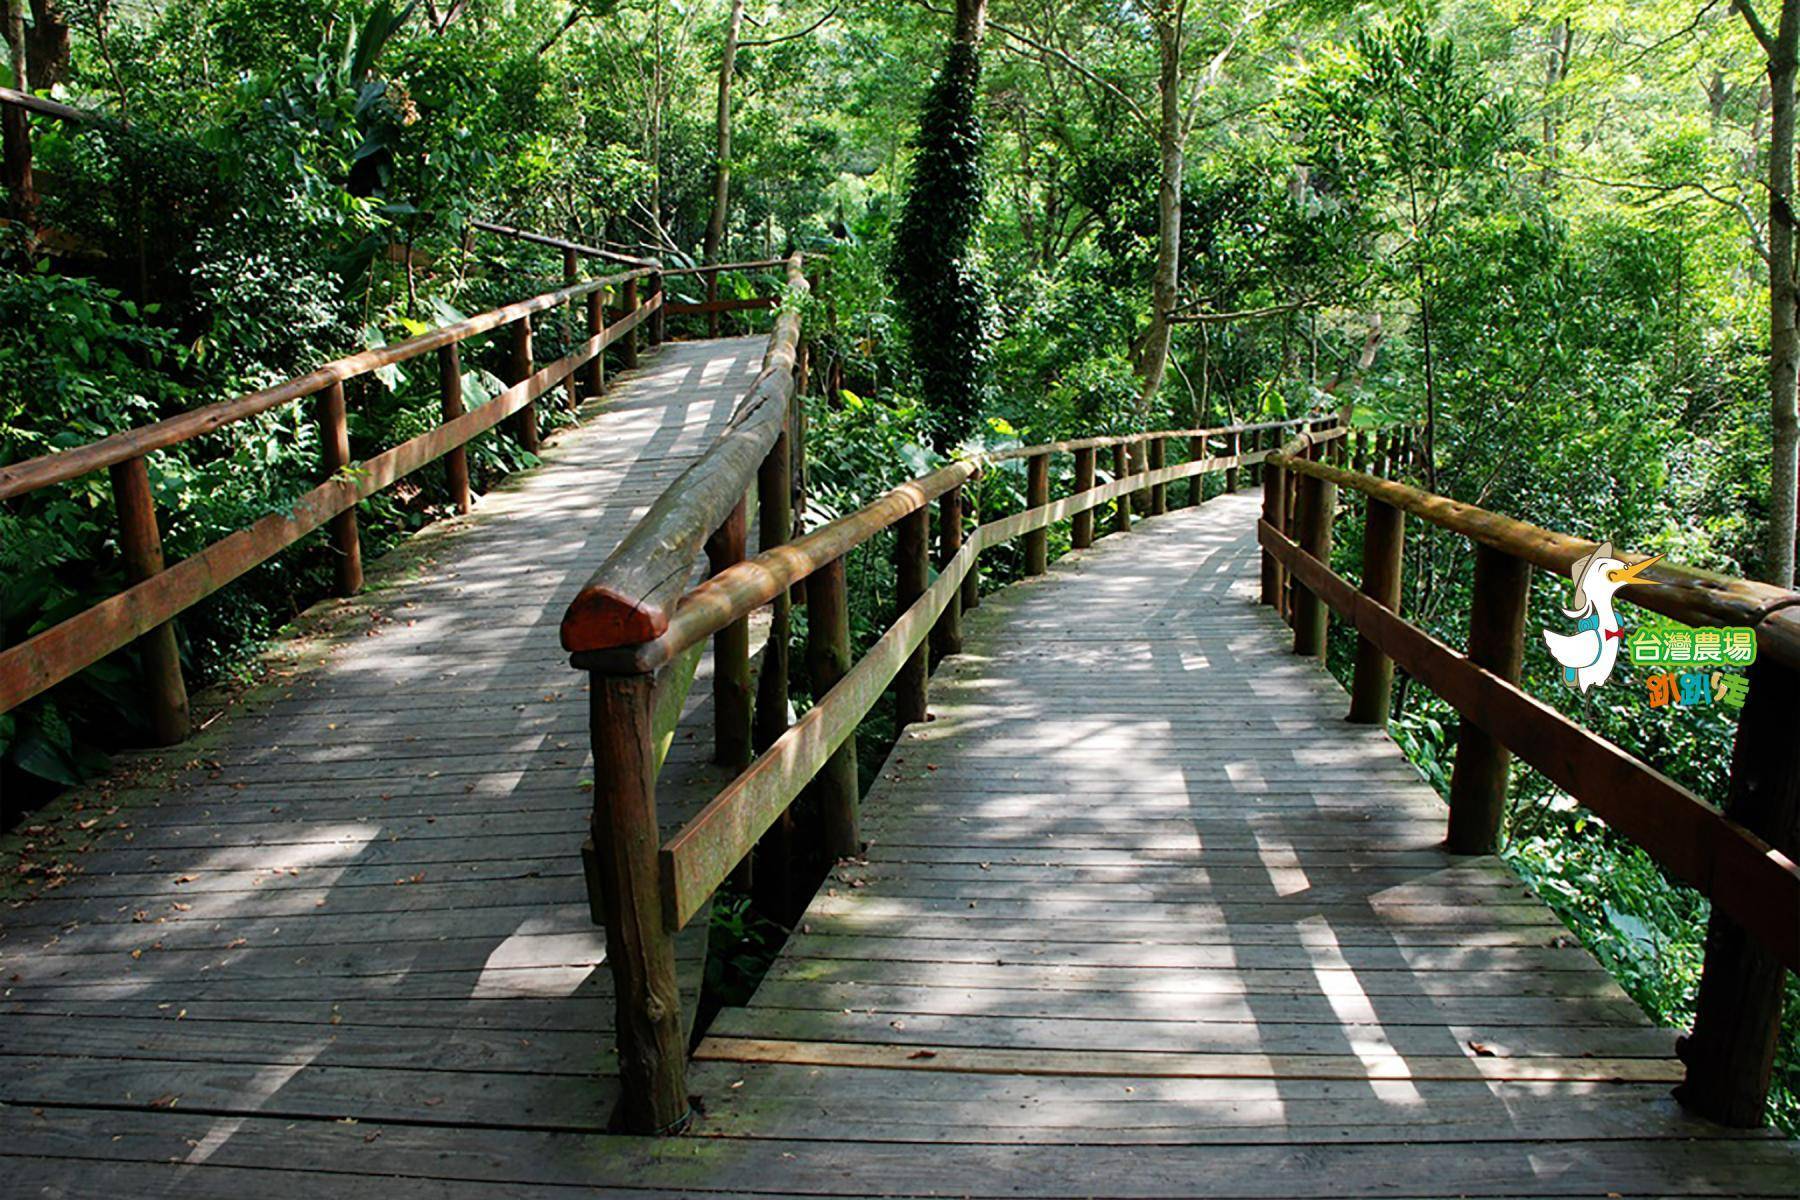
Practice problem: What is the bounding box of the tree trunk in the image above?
[1135,11,1184,417]
[954,0,985,43]
[703,0,745,265]
[1767,5,1800,588]
[25,0,67,90]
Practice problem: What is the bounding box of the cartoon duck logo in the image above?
[1541,541,1662,692]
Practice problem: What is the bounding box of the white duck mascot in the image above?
[1542,541,1662,693]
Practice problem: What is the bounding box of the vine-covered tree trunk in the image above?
[891,0,988,449]
[703,0,746,266]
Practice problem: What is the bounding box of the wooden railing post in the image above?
[1444,544,1532,854]
[753,431,793,752]
[1347,498,1404,724]
[1024,452,1050,575]
[752,427,795,917]
[1072,447,1097,548]
[585,671,689,1135]
[1111,443,1131,534]
[586,288,606,401]
[1225,430,1241,494]
[509,315,539,454]
[564,248,581,410]
[895,505,930,728]
[1148,437,1167,515]
[1353,430,1370,475]
[109,456,190,745]
[705,498,752,769]
[650,272,666,347]
[315,380,363,597]
[439,345,472,514]
[1292,471,1337,656]
[806,557,860,860]
[1677,657,1800,1127]
[1185,436,1205,507]
[933,484,965,661]
[1260,456,1285,609]
[621,277,640,370]
[960,488,980,612]
[706,270,721,338]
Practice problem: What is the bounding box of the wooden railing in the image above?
[0,251,666,740]
[562,394,1331,1132]
[1257,430,1800,1129]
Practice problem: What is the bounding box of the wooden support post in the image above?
[1260,458,1285,610]
[2,95,35,235]
[753,432,793,752]
[960,488,980,611]
[1444,544,1532,855]
[586,673,689,1135]
[752,430,795,917]
[797,339,811,397]
[509,315,539,453]
[1072,448,1097,548]
[1347,498,1404,724]
[1292,472,1337,657]
[1677,658,1800,1127]
[564,248,581,410]
[109,456,190,745]
[315,380,363,597]
[1148,438,1167,515]
[586,289,606,401]
[705,498,752,769]
[439,345,472,514]
[1024,452,1050,575]
[1111,443,1131,534]
[933,484,965,661]
[1225,431,1241,495]
[650,272,666,346]
[706,271,721,338]
[805,557,860,860]
[621,277,640,370]
[895,505,930,728]
[1353,430,1371,475]
[1185,436,1205,507]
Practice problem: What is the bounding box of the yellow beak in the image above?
[1607,554,1664,585]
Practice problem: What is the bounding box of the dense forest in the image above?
[2,0,1796,1130]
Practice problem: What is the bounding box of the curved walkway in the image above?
[3,448,1796,1194]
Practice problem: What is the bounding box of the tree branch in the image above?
[1736,0,1777,56]
[739,6,838,49]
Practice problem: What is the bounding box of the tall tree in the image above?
[892,0,989,448]
[703,0,746,264]
[1736,0,1800,587]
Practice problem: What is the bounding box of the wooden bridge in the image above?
[2,248,1798,1196]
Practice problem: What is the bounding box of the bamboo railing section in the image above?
[563,399,1327,1133]
[1259,428,1800,1129]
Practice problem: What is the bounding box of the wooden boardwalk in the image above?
[3,399,1797,1194]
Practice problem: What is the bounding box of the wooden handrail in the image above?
[0,267,655,501]
[0,86,97,124]
[560,254,810,652]
[571,403,1324,1133]
[1266,451,1800,669]
[1257,439,1799,1129]
[0,266,663,723]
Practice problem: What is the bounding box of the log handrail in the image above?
[561,253,811,653]
[570,405,1325,1133]
[1258,440,1800,1129]
[469,218,660,269]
